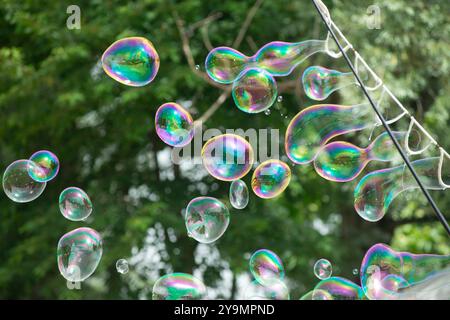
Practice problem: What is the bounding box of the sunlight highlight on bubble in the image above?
[302,66,355,101]
[232,68,277,113]
[57,227,103,282]
[244,279,290,300]
[59,187,93,221]
[185,197,230,243]
[152,273,206,300]
[28,150,59,182]
[229,179,249,209]
[251,160,291,199]
[102,37,159,86]
[314,258,332,280]
[314,276,366,300]
[249,249,285,286]
[354,157,448,222]
[202,134,254,181]
[205,40,326,84]
[3,159,46,203]
[314,131,405,182]
[285,104,376,164]
[155,102,194,147]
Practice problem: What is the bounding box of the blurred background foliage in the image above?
[0,0,448,299]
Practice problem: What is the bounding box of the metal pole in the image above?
[311,0,450,235]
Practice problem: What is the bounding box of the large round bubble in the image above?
[2,159,46,203]
[185,197,230,243]
[155,102,194,147]
[202,134,254,181]
[251,160,291,199]
[57,227,103,282]
[249,249,285,286]
[59,187,93,221]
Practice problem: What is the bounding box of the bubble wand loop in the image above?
[311,0,450,236]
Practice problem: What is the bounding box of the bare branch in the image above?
[246,36,259,52]
[232,0,264,48]
[194,89,232,124]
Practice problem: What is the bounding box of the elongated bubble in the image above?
[152,273,206,300]
[354,157,449,222]
[360,243,450,300]
[155,102,194,147]
[229,179,249,209]
[205,40,326,84]
[232,68,277,113]
[314,276,366,300]
[285,104,376,164]
[249,249,285,286]
[185,197,230,243]
[202,134,254,181]
[302,66,355,101]
[102,37,159,86]
[57,227,103,282]
[314,131,405,182]
[251,160,291,199]
[3,159,46,203]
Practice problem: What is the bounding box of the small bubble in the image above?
[195,65,200,70]
[353,268,359,275]
[264,109,271,115]
[116,259,129,274]
[277,95,283,103]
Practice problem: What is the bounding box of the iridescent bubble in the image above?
[2,159,46,203]
[244,279,290,300]
[116,259,129,274]
[232,68,277,113]
[229,179,249,209]
[59,187,93,221]
[314,131,405,182]
[102,37,160,86]
[202,134,254,181]
[251,160,291,199]
[152,273,206,300]
[185,197,230,244]
[285,104,376,164]
[155,102,194,147]
[28,150,60,182]
[360,243,450,300]
[302,66,355,101]
[300,289,334,300]
[57,227,103,282]
[314,258,332,280]
[205,40,326,84]
[354,157,449,222]
[314,276,366,300]
[249,249,285,285]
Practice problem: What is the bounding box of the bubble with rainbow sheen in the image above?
[202,134,254,181]
[302,66,355,101]
[155,102,194,147]
[102,37,160,86]
[251,160,291,199]
[299,289,334,300]
[57,227,103,282]
[185,197,230,244]
[360,243,450,300]
[152,273,206,300]
[3,159,46,203]
[314,276,366,300]
[244,279,290,300]
[59,187,93,221]
[314,258,332,280]
[229,179,249,210]
[249,249,285,286]
[205,47,247,84]
[232,68,277,114]
[28,150,59,182]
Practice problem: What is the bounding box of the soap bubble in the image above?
[300,289,334,300]
[302,66,355,101]
[314,276,366,300]
[59,187,93,221]
[244,279,290,300]
[202,134,254,181]
[249,249,285,285]
[152,273,206,300]
[229,179,249,209]
[185,197,230,243]
[251,160,291,199]
[102,37,160,86]
[57,227,103,282]
[232,68,277,114]
[155,102,194,147]
[28,150,60,182]
[314,258,332,280]
[116,259,129,274]
[2,159,46,203]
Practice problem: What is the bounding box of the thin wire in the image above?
[312,0,450,236]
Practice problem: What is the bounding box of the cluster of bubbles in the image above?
[206,40,327,113]
[152,273,207,300]
[245,249,289,300]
